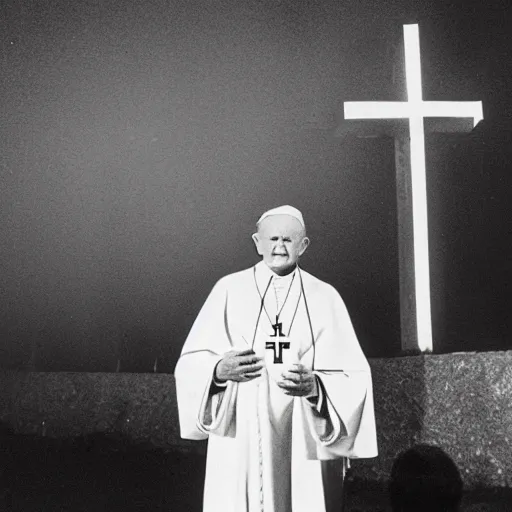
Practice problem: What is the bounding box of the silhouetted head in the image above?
[389,444,463,512]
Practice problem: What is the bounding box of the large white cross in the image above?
[344,24,483,352]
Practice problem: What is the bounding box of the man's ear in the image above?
[252,233,263,255]
[299,237,310,256]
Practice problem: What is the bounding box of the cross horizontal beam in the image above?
[344,101,483,122]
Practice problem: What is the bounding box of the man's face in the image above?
[252,215,309,276]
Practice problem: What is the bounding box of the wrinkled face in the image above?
[252,215,310,276]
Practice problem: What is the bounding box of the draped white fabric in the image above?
[175,262,378,512]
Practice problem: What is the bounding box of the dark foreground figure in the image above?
[389,444,463,512]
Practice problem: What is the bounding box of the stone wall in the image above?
[359,351,512,489]
[0,371,203,453]
[0,351,511,488]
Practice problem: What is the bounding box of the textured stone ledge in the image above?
[0,371,204,454]
[0,351,511,489]
[357,351,512,489]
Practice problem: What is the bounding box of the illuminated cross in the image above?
[343,24,483,352]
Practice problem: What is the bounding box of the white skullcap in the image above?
[257,205,305,228]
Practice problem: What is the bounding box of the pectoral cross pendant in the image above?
[266,318,289,364]
[270,320,284,338]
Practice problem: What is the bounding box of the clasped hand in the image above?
[215,351,316,397]
[215,349,264,382]
[277,363,317,397]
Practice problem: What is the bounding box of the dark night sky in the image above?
[1,0,511,371]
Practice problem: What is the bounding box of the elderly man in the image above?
[175,205,377,512]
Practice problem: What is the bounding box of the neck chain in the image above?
[251,266,309,353]
[254,267,301,336]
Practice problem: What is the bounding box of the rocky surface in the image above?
[0,371,204,453]
[352,351,512,489]
[0,351,511,491]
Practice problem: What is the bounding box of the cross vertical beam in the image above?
[343,24,483,353]
[404,25,432,351]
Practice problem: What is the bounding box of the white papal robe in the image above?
[174,262,378,512]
